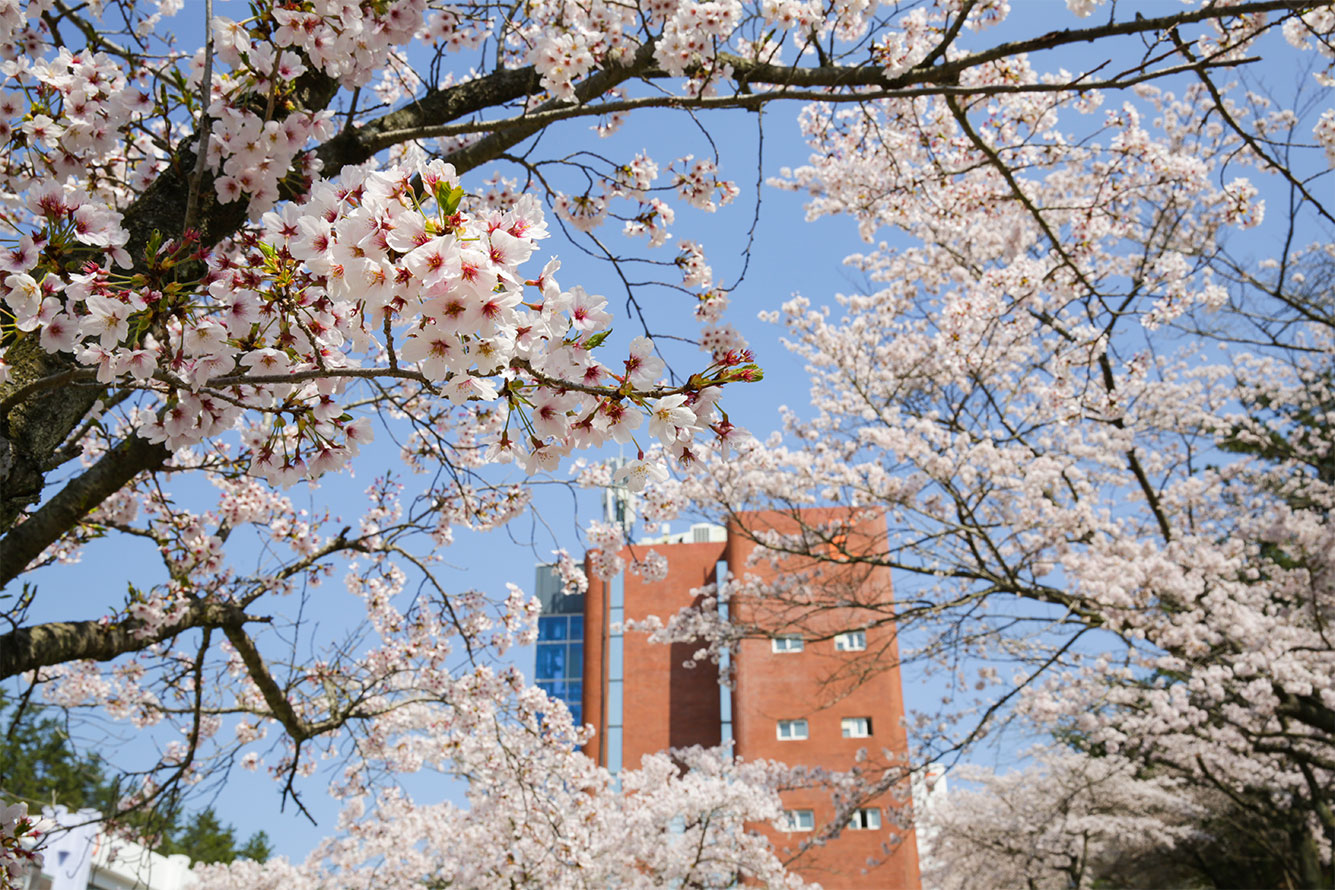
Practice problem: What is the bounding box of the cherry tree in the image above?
[1,0,1328,884]
[917,747,1207,890]
[639,4,1334,884]
[919,746,1328,889]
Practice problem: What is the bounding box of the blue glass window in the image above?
[569,615,584,638]
[566,643,583,677]
[538,615,568,641]
[538,678,581,709]
[536,643,567,679]
[538,678,582,701]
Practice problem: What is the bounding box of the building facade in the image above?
[537,509,922,890]
[20,807,197,890]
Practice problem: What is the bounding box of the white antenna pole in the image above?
[603,456,636,539]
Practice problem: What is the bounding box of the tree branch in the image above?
[0,599,260,680]
[0,432,170,590]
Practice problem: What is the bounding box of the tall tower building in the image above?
[534,508,921,890]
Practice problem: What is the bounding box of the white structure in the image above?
[21,808,195,890]
[639,522,727,545]
[912,764,949,890]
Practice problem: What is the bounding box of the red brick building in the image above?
[534,509,921,889]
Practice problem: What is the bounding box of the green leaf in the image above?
[433,181,467,216]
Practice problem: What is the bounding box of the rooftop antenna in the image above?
[602,455,637,541]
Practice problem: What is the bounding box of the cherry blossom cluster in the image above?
[206,107,335,216]
[267,0,425,88]
[0,802,45,890]
[628,548,669,582]
[3,157,754,492]
[639,477,687,529]
[623,582,738,679]
[551,548,590,596]
[1,46,158,207]
[181,1,441,214]
[670,156,740,213]
[918,747,1206,890]
[586,520,626,580]
[194,742,813,890]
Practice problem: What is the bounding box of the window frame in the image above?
[834,630,867,651]
[770,634,805,653]
[776,718,810,740]
[840,716,872,738]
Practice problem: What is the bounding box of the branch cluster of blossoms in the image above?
[550,548,590,596]
[194,742,814,890]
[628,548,669,583]
[586,520,626,581]
[1,45,158,200]
[201,1,428,215]
[4,157,756,487]
[0,803,45,890]
[623,581,737,677]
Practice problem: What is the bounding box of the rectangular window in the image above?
[771,635,804,653]
[841,717,872,738]
[848,808,881,830]
[535,643,567,680]
[834,630,866,651]
[781,809,815,832]
[776,719,809,740]
[537,615,569,641]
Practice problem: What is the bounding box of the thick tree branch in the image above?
[0,599,259,679]
[313,64,544,172]
[1278,689,1335,736]
[2,523,364,676]
[220,623,314,742]
[0,340,103,531]
[336,1,1299,165]
[0,432,169,590]
[720,0,1302,89]
[363,55,1251,150]
[442,41,663,174]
